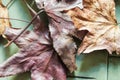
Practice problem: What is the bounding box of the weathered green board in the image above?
[0,0,120,80]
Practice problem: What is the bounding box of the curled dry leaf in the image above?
[0,0,11,35]
[67,0,120,54]
[0,14,66,80]
[35,0,83,72]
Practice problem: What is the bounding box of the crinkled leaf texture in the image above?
[0,11,66,80]
[67,0,120,54]
[0,0,11,35]
[35,0,83,72]
[35,0,83,11]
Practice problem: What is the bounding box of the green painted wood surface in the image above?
[73,51,108,80]
[0,0,120,80]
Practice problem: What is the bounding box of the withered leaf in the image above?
[35,0,83,11]
[0,12,66,80]
[67,0,120,54]
[0,0,11,35]
[35,0,83,72]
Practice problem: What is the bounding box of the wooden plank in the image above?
[115,0,120,23]
[108,56,120,80]
[1,0,120,80]
[7,0,32,29]
[68,50,108,80]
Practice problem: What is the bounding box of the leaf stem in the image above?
[4,9,44,47]
[0,17,30,23]
[6,0,14,8]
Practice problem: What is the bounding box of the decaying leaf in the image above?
[35,0,83,72]
[0,0,11,35]
[35,0,83,11]
[67,0,120,54]
[0,13,66,80]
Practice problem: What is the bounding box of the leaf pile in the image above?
[0,0,120,80]
[0,0,83,80]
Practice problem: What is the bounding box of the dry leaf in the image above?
[0,0,11,35]
[67,0,120,54]
[35,0,83,72]
[0,14,66,80]
[35,0,83,11]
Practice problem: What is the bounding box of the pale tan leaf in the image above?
[0,1,11,35]
[67,0,120,54]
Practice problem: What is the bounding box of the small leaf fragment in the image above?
[0,1,11,35]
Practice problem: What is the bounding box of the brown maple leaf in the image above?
[35,0,83,72]
[0,10,66,80]
[0,0,11,35]
[67,0,120,54]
